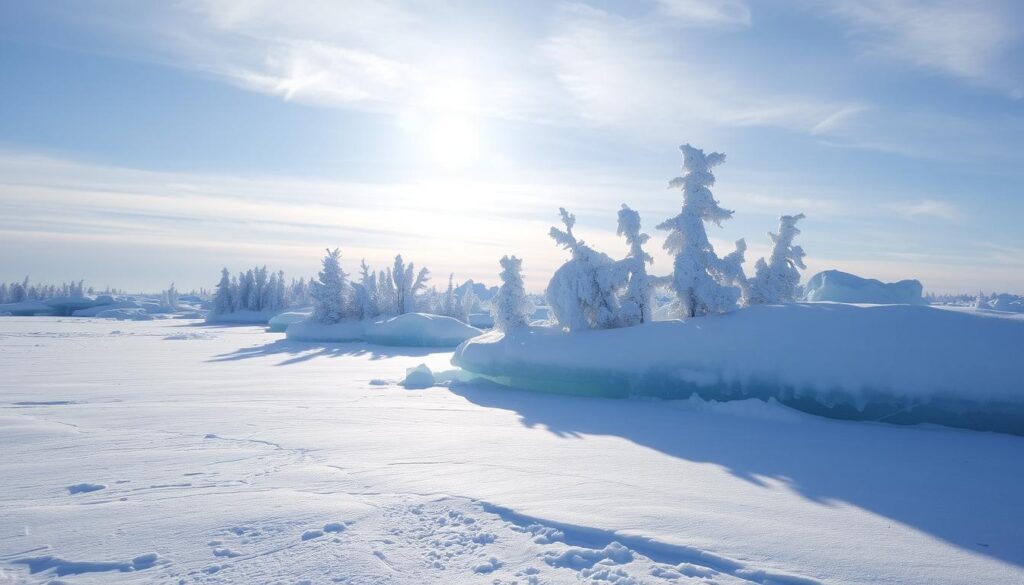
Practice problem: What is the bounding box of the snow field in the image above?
[0,318,1021,584]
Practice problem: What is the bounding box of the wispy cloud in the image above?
[652,0,752,28]
[829,0,1023,96]
[886,199,962,222]
[542,3,854,136]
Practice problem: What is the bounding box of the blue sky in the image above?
[1,0,1022,293]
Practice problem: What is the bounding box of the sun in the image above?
[427,114,480,168]
[401,77,484,170]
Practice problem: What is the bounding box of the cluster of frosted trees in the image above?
[211,266,309,315]
[493,143,809,332]
[0,278,102,303]
[308,250,482,325]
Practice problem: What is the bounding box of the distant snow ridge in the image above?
[803,270,925,304]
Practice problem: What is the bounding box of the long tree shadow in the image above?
[449,380,1024,568]
[209,339,444,366]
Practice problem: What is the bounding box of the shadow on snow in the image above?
[208,339,441,366]
[449,380,1024,569]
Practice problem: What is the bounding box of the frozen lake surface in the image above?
[1,317,1021,584]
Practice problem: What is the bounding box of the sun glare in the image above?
[399,77,485,170]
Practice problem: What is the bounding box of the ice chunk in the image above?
[803,270,924,304]
[402,364,435,389]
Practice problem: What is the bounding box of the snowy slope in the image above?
[453,303,1024,433]
[1,318,1021,584]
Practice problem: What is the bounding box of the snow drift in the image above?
[285,313,481,347]
[453,303,1024,434]
[267,310,312,332]
[803,270,924,304]
[364,313,481,347]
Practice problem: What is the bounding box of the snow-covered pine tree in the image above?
[352,260,379,320]
[213,269,233,315]
[545,207,627,331]
[617,204,653,326]
[273,270,287,311]
[747,214,806,305]
[311,248,349,324]
[657,144,745,318]
[440,274,461,319]
[161,283,179,310]
[494,256,530,331]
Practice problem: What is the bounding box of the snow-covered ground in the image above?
[1,317,1021,584]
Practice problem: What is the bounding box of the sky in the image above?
[1,0,1022,294]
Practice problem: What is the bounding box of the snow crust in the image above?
[803,270,925,304]
[453,303,1024,433]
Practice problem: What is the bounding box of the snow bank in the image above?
[43,296,106,315]
[267,310,311,332]
[285,319,366,343]
[803,270,925,304]
[205,309,280,325]
[72,300,142,317]
[0,300,56,316]
[453,303,1024,434]
[364,313,481,347]
[284,313,483,347]
[984,293,1024,313]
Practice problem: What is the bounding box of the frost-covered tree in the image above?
[494,256,530,331]
[617,204,654,326]
[460,283,481,317]
[657,144,746,318]
[747,213,807,305]
[545,207,628,331]
[351,260,380,320]
[392,255,430,314]
[161,283,179,310]
[311,248,349,324]
[213,268,233,315]
[439,273,468,320]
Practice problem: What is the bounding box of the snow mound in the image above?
[0,300,57,316]
[267,310,311,332]
[285,319,366,342]
[983,293,1024,313]
[72,300,142,317]
[364,313,482,347]
[468,312,495,329]
[94,308,154,321]
[453,303,1024,434]
[803,270,925,304]
[205,309,281,325]
[402,364,435,389]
